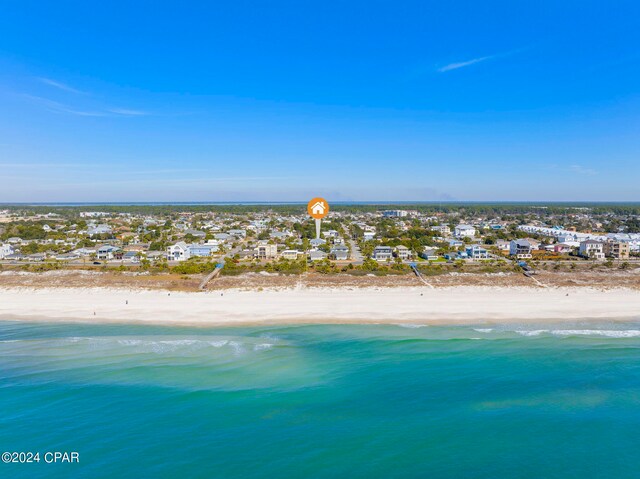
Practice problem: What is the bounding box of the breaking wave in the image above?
[515,329,640,338]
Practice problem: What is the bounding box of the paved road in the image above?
[348,238,364,264]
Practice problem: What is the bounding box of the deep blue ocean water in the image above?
[2,320,640,478]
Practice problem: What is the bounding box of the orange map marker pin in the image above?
[307,197,329,238]
[307,197,329,219]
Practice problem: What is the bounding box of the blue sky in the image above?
[0,0,639,202]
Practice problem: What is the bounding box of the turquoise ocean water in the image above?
[2,319,640,478]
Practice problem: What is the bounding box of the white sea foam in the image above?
[227,341,246,355]
[253,343,274,351]
[26,337,272,354]
[397,324,428,328]
[473,328,493,333]
[550,329,640,338]
[515,330,548,337]
[514,329,640,338]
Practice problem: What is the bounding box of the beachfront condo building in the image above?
[604,241,630,260]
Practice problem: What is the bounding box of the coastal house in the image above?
[309,250,327,261]
[184,229,206,239]
[372,246,393,262]
[188,244,218,257]
[73,247,96,257]
[167,242,191,262]
[553,243,573,254]
[228,229,247,239]
[27,253,47,262]
[579,240,605,260]
[394,245,412,260]
[0,243,13,259]
[430,225,451,235]
[466,245,489,260]
[214,233,232,242]
[310,238,326,247]
[509,240,532,259]
[87,224,112,237]
[454,224,476,238]
[363,231,375,241]
[56,253,80,261]
[97,245,123,260]
[248,220,268,232]
[523,238,541,251]
[121,251,142,263]
[495,239,511,252]
[270,231,291,240]
[444,251,469,260]
[281,250,302,260]
[330,245,350,261]
[419,248,439,261]
[557,233,581,247]
[237,249,257,260]
[146,251,166,263]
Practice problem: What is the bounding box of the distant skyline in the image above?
[1,1,639,202]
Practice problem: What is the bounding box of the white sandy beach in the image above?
[1,286,639,325]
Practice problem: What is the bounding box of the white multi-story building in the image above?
[454,224,476,238]
[466,245,489,259]
[0,244,14,259]
[382,210,408,218]
[394,245,412,260]
[167,242,191,262]
[372,246,393,261]
[579,240,605,260]
[363,231,376,241]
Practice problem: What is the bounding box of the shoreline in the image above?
[1,286,640,326]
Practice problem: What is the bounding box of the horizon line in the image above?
[2,200,640,207]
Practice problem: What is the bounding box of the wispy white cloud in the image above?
[37,77,87,95]
[568,164,597,176]
[437,55,494,73]
[0,162,88,168]
[22,94,148,118]
[24,76,150,117]
[547,163,598,176]
[107,108,149,116]
[436,47,531,73]
[22,94,107,117]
